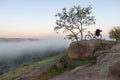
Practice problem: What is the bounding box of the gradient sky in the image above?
[0,0,120,38]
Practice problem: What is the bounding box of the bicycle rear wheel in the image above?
[85,34,92,40]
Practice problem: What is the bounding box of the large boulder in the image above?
[109,60,120,80]
[68,40,101,60]
[94,43,120,80]
[111,43,120,53]
[95,52,120,80]
[93,40,114,56]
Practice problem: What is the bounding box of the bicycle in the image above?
[84,31,102,40]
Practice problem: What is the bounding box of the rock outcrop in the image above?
[52,57,69,70]
[68,40,113,60]
[95,53,120,76]
[95,43,120,80]
[68,40,101,60]
[109,60,120,80]
[88,43,120,80]
[50,41,120,80]
[111,43,120,52]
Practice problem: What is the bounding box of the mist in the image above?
[0,38,70,57]
[0,37,70,73]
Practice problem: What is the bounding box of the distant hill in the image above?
[0,38,40,42]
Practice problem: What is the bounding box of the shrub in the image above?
[109,26,120,41]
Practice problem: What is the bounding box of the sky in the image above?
[0,0,120,39]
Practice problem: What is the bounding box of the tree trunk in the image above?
[80,31,83,40]
[80,22,83,40]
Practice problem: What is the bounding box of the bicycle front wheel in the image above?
[85,34,92,40]
[94,34,102,40]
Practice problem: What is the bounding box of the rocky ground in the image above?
[50,40,120,80]
[50,65,108,80]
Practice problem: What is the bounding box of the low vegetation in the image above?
[31,54,97,80]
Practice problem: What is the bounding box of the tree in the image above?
[109,26,120,41]
[54,5,96,41]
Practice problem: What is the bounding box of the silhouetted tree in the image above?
[54,5,95,41]
[109,26,120,42]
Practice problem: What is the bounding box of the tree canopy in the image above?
[54,5,96,41]
[109,26,120,41]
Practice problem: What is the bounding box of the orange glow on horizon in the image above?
[0,32,56,38]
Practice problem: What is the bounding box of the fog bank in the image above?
[0,37,70,57]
